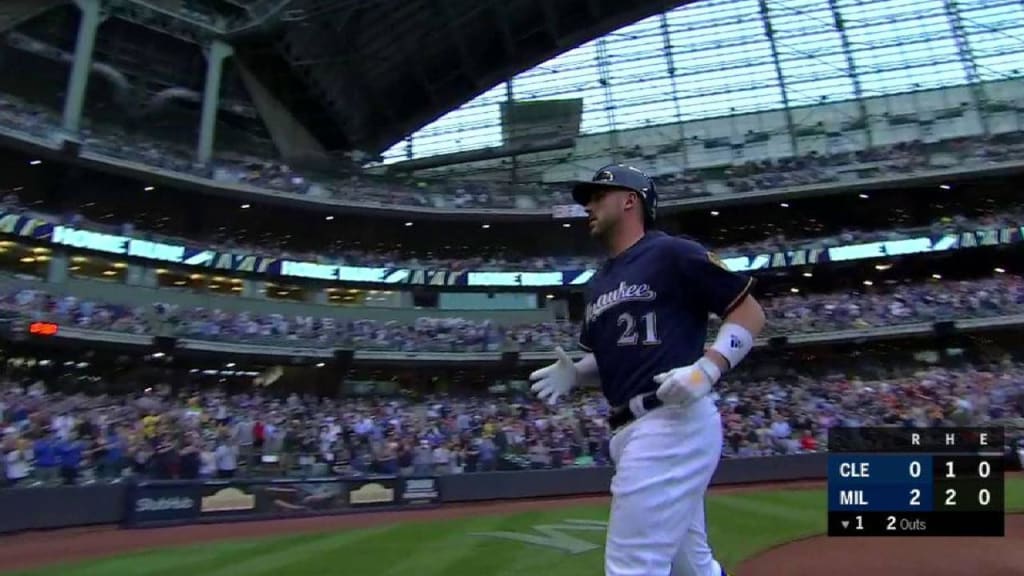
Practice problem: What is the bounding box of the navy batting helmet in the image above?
[571,164,658,227]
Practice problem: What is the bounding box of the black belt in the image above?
[608,392,663,430]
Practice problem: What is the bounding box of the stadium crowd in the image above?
[1,275,1020,352]
[2,93,1023,211]
[1,359,1022,486]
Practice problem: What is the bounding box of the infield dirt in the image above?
[737,514,1024,576]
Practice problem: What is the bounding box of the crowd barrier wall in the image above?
[438,453,829,503]
[2,450,1019,533]
[0,484,124,534]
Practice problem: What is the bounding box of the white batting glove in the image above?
[528,347,577,405]
[653,357,721,406]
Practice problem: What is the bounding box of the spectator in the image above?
[799,429,818,452]
[150,435,179,480]
[214,437,238,479]
[4,434,30,487]
[432,442,451,475]
[413,440,433,476]
[179,433,202,480]
[32,429,59,485]
[57,431,83,485]
[199,441,217,479]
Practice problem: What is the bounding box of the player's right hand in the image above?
[528,346,577,405]
[652,357,717,406]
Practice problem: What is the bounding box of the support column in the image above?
[660,13,689,167]
[941,0,989,135]
[46,251,69,284]
[197,39,234,165]
[759,0,797,156]
[595,38,619,160]
[241,279,265,299]
[829,0,873,148]
[311,290,330,305]
[506,80,520,184]
[62,0,104,134]
[235,60,330,165]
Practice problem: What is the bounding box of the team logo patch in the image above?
[707,251,727,270]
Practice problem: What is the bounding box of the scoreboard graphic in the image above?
[827,427,1005,537]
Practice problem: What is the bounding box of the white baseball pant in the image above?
[605,396,725,576]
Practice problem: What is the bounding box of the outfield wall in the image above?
[1,451,1020,533]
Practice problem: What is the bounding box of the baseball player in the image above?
[529,165,766,576]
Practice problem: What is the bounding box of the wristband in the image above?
[710,322,754,371]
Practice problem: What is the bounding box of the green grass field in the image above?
[9,478,1024,576]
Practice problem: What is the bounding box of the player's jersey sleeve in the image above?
[671,237,755,318]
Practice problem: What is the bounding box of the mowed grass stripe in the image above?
[714,490,826,523]
[1005,476,1024,511]
[292,514,523,576]
[7,527,392,576]
[706,490,826,570]
[15,538,285,576]
[199,524,397,576]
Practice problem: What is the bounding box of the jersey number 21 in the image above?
[617,312,660,346]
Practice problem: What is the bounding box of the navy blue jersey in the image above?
[578,231,754,407]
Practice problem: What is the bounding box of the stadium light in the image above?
[316,362,326,368]
[863,280,874,286]
[144,186,155,191]
[858,193,869,199]
[710,210,720,216]
[562,223,571,228]
[779,202,789,208]
[325,215,334,221]
[790,287,799,293]
[995,267,1006,274]
[802,272,813,278]
[932,274,942,280]
[940,184,951,190]
[240,204,250,209]
[29,160,41,166]
[226,362,236,368]
[481,224,490,229]
[405,221,414,227]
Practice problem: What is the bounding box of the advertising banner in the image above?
[198,478,349,520]
[247,479,350,516]
[399,477,441,506]
[346,477,400,508]
[124,483,201,526]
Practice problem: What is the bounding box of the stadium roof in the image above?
[234,0,693,157]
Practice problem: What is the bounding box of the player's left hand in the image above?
[652,358,719,406]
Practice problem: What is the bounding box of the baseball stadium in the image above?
[0,0,1023,574]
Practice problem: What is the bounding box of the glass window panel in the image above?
[382,0,1022,163]
[766,0,856,105]
[837,0,968,94]
[858,61,970,94]
[615,100,681,129]
[958,0,1024,79]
